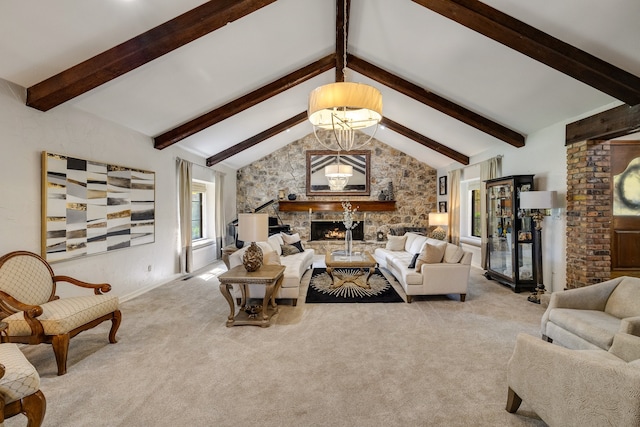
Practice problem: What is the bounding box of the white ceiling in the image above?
[1,0,638,170]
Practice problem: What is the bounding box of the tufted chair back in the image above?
[0,252,55,310]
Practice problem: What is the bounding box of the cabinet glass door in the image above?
[488,183,514,280]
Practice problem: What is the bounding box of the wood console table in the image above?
[218,265,285,327]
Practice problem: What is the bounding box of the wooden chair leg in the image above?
[52,333,70,376]
[23,390,46,427]
[109,310,122,344]
[460,293,466,302]
[506,387,522,413]
[406,295,412,303]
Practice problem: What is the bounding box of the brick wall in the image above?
[566,140,611,288]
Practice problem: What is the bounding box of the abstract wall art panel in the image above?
[42,152,155,262]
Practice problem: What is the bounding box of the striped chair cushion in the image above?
[4,295,119,336]
[0,343,40,404]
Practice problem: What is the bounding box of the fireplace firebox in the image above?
[310,221,364,241]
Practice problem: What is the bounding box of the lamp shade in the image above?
[429,212,448,226]
[237,213,268,242]
[308,82,383,131]
[325,164,353,177]
[520,191,557,209]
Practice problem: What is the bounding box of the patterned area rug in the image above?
[305,268,404,303]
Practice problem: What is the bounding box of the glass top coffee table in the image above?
[324,251,377,289]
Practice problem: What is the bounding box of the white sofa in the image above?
[374,232,472,302]
[228,233,314,306]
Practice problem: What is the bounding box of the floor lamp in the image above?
[519,191,556,303]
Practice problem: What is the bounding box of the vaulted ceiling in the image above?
[1,0,639,170]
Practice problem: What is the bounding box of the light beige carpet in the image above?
[7,263,547,427]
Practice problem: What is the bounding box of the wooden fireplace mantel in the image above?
[277,200,396,212]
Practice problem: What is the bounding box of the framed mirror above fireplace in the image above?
[306,150,370,196]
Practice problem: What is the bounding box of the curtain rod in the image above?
[175,157,226,175]
[451,154,503,172]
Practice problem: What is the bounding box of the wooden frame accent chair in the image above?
[0,342,46,427]
[0,251,121,376]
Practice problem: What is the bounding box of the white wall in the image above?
[441,101,622,293]
[0,79,236,301]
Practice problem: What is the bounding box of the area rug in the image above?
[305,267,404,303]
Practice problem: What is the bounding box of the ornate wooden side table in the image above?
[218,264,285,327]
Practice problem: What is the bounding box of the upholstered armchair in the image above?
[0,251,121,375]
[0,342,46,427]
[506,332,640,426]
[541,276,640,350]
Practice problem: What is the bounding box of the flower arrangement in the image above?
[342,201,359,230]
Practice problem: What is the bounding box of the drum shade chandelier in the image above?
[308,82,383,152]
[308,0,382,190]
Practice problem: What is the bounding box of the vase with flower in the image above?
[341,201,359,256]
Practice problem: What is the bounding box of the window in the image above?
[191,181,208,241]
[191,192,203,240]
[471,189,481,238]
[460,177,481,242]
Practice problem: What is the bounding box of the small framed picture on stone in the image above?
[439,201,447,213]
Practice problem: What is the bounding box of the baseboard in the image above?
[119,274,182,303]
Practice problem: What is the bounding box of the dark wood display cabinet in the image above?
[484,175,537,293]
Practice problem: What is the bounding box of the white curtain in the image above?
[214,171,226,258]
[177,159,193,274]
[480,157,501,269]
[448,169,461,245]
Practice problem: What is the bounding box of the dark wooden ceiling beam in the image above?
[26,0,277,111]
[381,117,469,165]
[566,104,640,145]
[335,0,350,82]
[412,0,640,106]
[206,112,308,166]
[155,54,335,149]
[348,54,525,147]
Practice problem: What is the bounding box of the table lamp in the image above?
[238,213,269,272]
[428,212,448,240]
[519,190,556,303]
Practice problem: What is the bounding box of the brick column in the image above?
[565,140,611,288]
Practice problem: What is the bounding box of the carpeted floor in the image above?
[306,267,404,303]
[6,262,548,427]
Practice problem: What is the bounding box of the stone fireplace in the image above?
[310,221,365,241]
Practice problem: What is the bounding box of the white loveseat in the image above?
[374,232,472,302]
[228,233,314,306]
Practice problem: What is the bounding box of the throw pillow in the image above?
[386,234,407,251]
[281,244,302,256]
[415,242,446,271]
[263,250,281,266]
[444,244,465,264]
[281,232,301,244]
[408,253,419,269]
[267,234,284,255]
[290,240,304,253]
